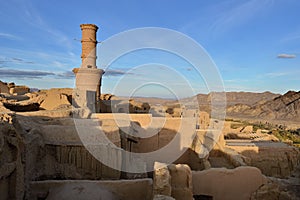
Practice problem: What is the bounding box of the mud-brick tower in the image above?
[73,24,104,113]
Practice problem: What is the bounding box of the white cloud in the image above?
[0,47,79,72]
[209,0,274,35]
[0,68,54,79]
[259,70,300,79]
[224,79,251,83]
[280,29,300,43]
[0,32,21,40]
[277,54,296,59]
[20,1,73,50]
[104,69,133,76]
[52,61,68,68]
[56,71,75,79]
[265,72,289,78]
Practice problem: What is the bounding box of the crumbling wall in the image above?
[250,174,300,200]
[38,88,73,110]
[0,81,9,94]
[95,115,181,153]
[9,86,30,95]
[229,144,300,178]
[153,162,193,200]
[14,116,123,181]
[0,115,24,200]
[99,99,150,114]
[153,162,171,196]
[33,144,121,181]
[97,116,211,170]
[2,114,125,199]
[168,164,193,200]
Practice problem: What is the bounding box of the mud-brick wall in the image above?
[231,145,300,178]
[0,123,24,200]
[129,118,207,171]
[34,144,121,181]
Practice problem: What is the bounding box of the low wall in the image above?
[94,114,183,131]
[192,167,267,200]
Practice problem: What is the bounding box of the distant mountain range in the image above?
[175,91,280,114]
[194,91,279,106]
[134,91,300,122]
[227,91,300,121]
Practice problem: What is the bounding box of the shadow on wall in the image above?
[128,127,208,171]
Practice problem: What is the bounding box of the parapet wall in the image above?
[95,113,152,128]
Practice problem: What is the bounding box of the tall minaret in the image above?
[80,24,98,68]
[73,24,104,113]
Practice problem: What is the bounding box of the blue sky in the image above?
[0,0,299,98]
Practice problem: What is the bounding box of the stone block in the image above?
[153,162,171,196]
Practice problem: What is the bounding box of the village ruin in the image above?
[0,24,299,200]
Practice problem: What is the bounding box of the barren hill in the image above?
[176,91,279,113]
[114,92,279,107]
[227,91,300,121]
[127,96,175,105]
[130,92,280,116]
[223,91,279,106]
